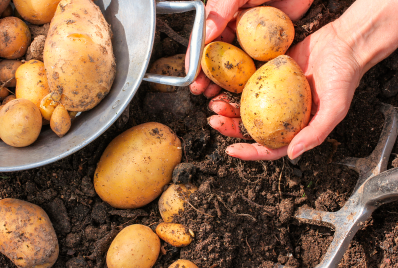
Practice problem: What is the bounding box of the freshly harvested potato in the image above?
[0,60,23,87]
[94,122,182,209]
[43,0,116,112]
[0,99,42,147]
[236,7,295,61]
[0,86,9,100]
[2,94,15,105]
[0,198,59,268]
[0,0,10,15]
[158,183,198,222]
[169,260,198,268]
[50,104,71,137]
[156,223,193,247]
[15,60,50,108]
[201,41,256,93]
[241,55,311,149]
[40,92,58,121]
[0,4,12,18]
[0,17,31,59]
[13,0,61,24]
[107,224,160,268]
[148,54,185,92]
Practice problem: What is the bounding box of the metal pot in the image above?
[0,0,205,172]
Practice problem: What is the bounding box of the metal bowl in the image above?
[0,0,204,172]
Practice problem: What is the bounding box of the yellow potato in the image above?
[94,122,182,209]
[241,55,311,149]
[50,104,71,137]
[0,60,23,87]
[0,17,31,59]
[236,7,295,61]
[158,183,197,222]
[201,41,256,93]
[43,0,116,112]
[0,198,59,268]
[2,94,15,105]
[0,98,42,147]
[40,92,58,121]
[15,60,50,108]
[156,222,193,247]
[107,224,160,268]
[148,54,185,92]
[13,0,61,24]
[0,0,10,15]
[169,260,198,268]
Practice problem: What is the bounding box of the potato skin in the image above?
[0,17,31,59]
[156,223,193,247]
[0,0,10,15]
[14,0,61,24]
[169,260,198,268]
[50,104,71,137]
[236,7,294,61]
[0,60,23,87]
[43,0,116,112]
[94,122,182,209]
[0,198,59,268]
[148,54,186,92]
[241,55,311,149]
[107,224,160,268]
[0,4,12,18]
[201,41,256,93]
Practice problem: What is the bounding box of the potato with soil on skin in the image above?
[0,98,42,147]
[0,198,59,268]
[156,222,193,247]
[148,54,185,92]
[107,224,160,268]
[0,60,23,87]
[169,259,198,268]
[2,94,15,105]
[43,0,116,112]
[201,41,256,93]
[94,122,182,209]
[0,4,12,18]
[0,17,31,59]
[241,55,311,149]
[0,0,10,15]
[236,6,295,62]
[13,0,61,24]
[0,86,9,100]
[50,104,71,137]
[158,183,198,222]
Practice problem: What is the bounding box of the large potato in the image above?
[13,0,61,24]
[94,122,182,209]
[0,17,31,59]
[0,0,10,15]
[0,98,42,147]
[241,55,311,149]
[236,7,294,61]
[156,223,193,247]
[43,0,116,112]
[0,198,59,268]
[169,260,198,268]
[107,224,160,268]
[0,60,23,87]
[201,41,256,93]
[148,54,185,92]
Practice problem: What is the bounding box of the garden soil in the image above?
[2,0,398,267]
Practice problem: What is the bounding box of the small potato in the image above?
[0,0,10,15]
[236,7,295,61]
[169,260,198,268]
[148,54,185,92]
[2,94,15,105]
[13,0,61,24]
[94,122,182,209]
[0,17,31,59]
[156,223,193,247]
[107,224,160,268]
[0,98,42,147]
[0,86,9,100]
[241,55,311,149]
[201,41,256,93]
[0,60,23,87]
[50,104,71,137]
[40,93,58,121]
[15,60,50,108]
[0,198,59,268]
[0,4,12,18]
[158,184,197,223]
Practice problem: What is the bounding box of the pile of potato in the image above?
[0,0,116,148]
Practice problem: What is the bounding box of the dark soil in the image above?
[2,0,398,267]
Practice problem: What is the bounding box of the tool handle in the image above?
[362,167,398,205]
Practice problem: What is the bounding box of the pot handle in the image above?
[143,0,205,87]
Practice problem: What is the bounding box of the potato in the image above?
[241,55,311,149]
[0,0,10,15]
[0,4,12,18]
[0,17,31,59]
[107,224,160,268]
[0,60,23,87]
[0,86,9,100]
[201,41,256,93]
[236,7,295,61]
[13,0,61,24]
[2,94,15,105]
[0,198,59,268]
[43,0,116,112]
[158,183,197,222]
[40,92,58,121]
[94,122,182,209]
[148,54,185,92]
[0,98,42,147]
[50,104,71,137]
[169,260,198,268]
[156,223,193,247]
[15,60,50,108]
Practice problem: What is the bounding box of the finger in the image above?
[214,25,236,43]
[209,97,240,118]
[267,0,315,21]
[226,143,287,161]
[189,71,211,95]
[208,115,250,139]
[203,83,222,99]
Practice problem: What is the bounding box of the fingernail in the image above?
[205,24,213,42]
[291,144,305,159]
[207,116,214,128]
